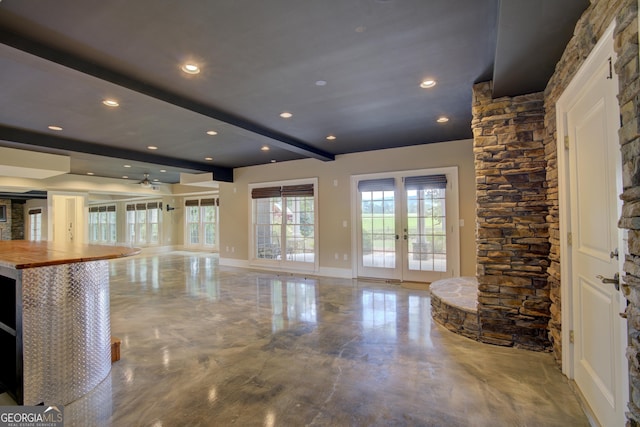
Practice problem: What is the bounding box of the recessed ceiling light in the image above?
[315,80,327,86]
[160,169,166,173]
[204,157,213,161]
[437,116,449,123]
[87,172,94,176]
[326,135,336,141]
[102,99,119,107]
[280,112,293,119]
[147,145,158,150]
[420,79,437,89]
[206,130,218,136]
[181,63,200,74]
[48,125,63,131]
[124,164,132,168]
[261,146,270,151]
[122,175,129,179]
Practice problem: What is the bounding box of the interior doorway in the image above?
[49,193,87,243]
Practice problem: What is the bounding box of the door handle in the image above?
[596,272,620,291]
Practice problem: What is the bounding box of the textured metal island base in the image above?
[20,261,111,405]
[0,241,139,406]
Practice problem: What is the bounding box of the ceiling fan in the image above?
[139,173,153,188]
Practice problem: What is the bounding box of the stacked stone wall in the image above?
[539,0,639,423]
[11,200,24,240]
[543,0,630,366]
[431,294,479,341]
[0,199,11,241]
[611,2,640,425]
[472,83,551,351]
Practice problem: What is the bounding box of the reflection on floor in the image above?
[1,252,589,426]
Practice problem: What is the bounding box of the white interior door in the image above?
[354,168,459,282]
[566,28,627,427]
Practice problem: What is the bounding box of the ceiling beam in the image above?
[0,125,234,182]
[0,28,335,162]
[0,191,47,200]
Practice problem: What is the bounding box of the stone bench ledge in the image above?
[430,276,478,313]
[430,276,479,341]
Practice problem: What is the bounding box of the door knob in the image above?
[596,272,620,291]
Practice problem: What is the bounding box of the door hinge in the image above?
[567,232,573,246]
[607,56,613,79]
[564,135,570,150]
[569,330,575,344]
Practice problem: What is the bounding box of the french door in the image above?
[353,168,459,282]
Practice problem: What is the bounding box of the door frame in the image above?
[48,191,88,243]
[557,20,628,418]
[350,166,460,281]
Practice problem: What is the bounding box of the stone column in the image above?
[472,82,551,350]
[613,2,640,425]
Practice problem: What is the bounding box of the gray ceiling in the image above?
[0,0,588,184]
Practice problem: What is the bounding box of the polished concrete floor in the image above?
[2,252,589,426]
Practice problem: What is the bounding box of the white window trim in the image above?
[183,196,219,250]
[28,209,43,242]
[248,177,319,273]
[125,200,163,246]
[88,204,117,244]
[349,167,460,279]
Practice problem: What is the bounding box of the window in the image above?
[184,198,218,248]
[88,205,116,244]
[251,180,317,268]
[28,208,42,241]
[126,201,162,245]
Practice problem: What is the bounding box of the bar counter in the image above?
[0,241,140,406]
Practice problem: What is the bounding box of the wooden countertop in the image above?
[0,241,141,269]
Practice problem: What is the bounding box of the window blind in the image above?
[404,174,447,190]
[200,198,217,206]
[357,178,395,192]
[281,184,314,197]
[251,186,282,199]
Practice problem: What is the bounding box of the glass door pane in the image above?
[284,196,315,263]
[406,188,447,272]
[187,206,200,245]
[358,187,398,279]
